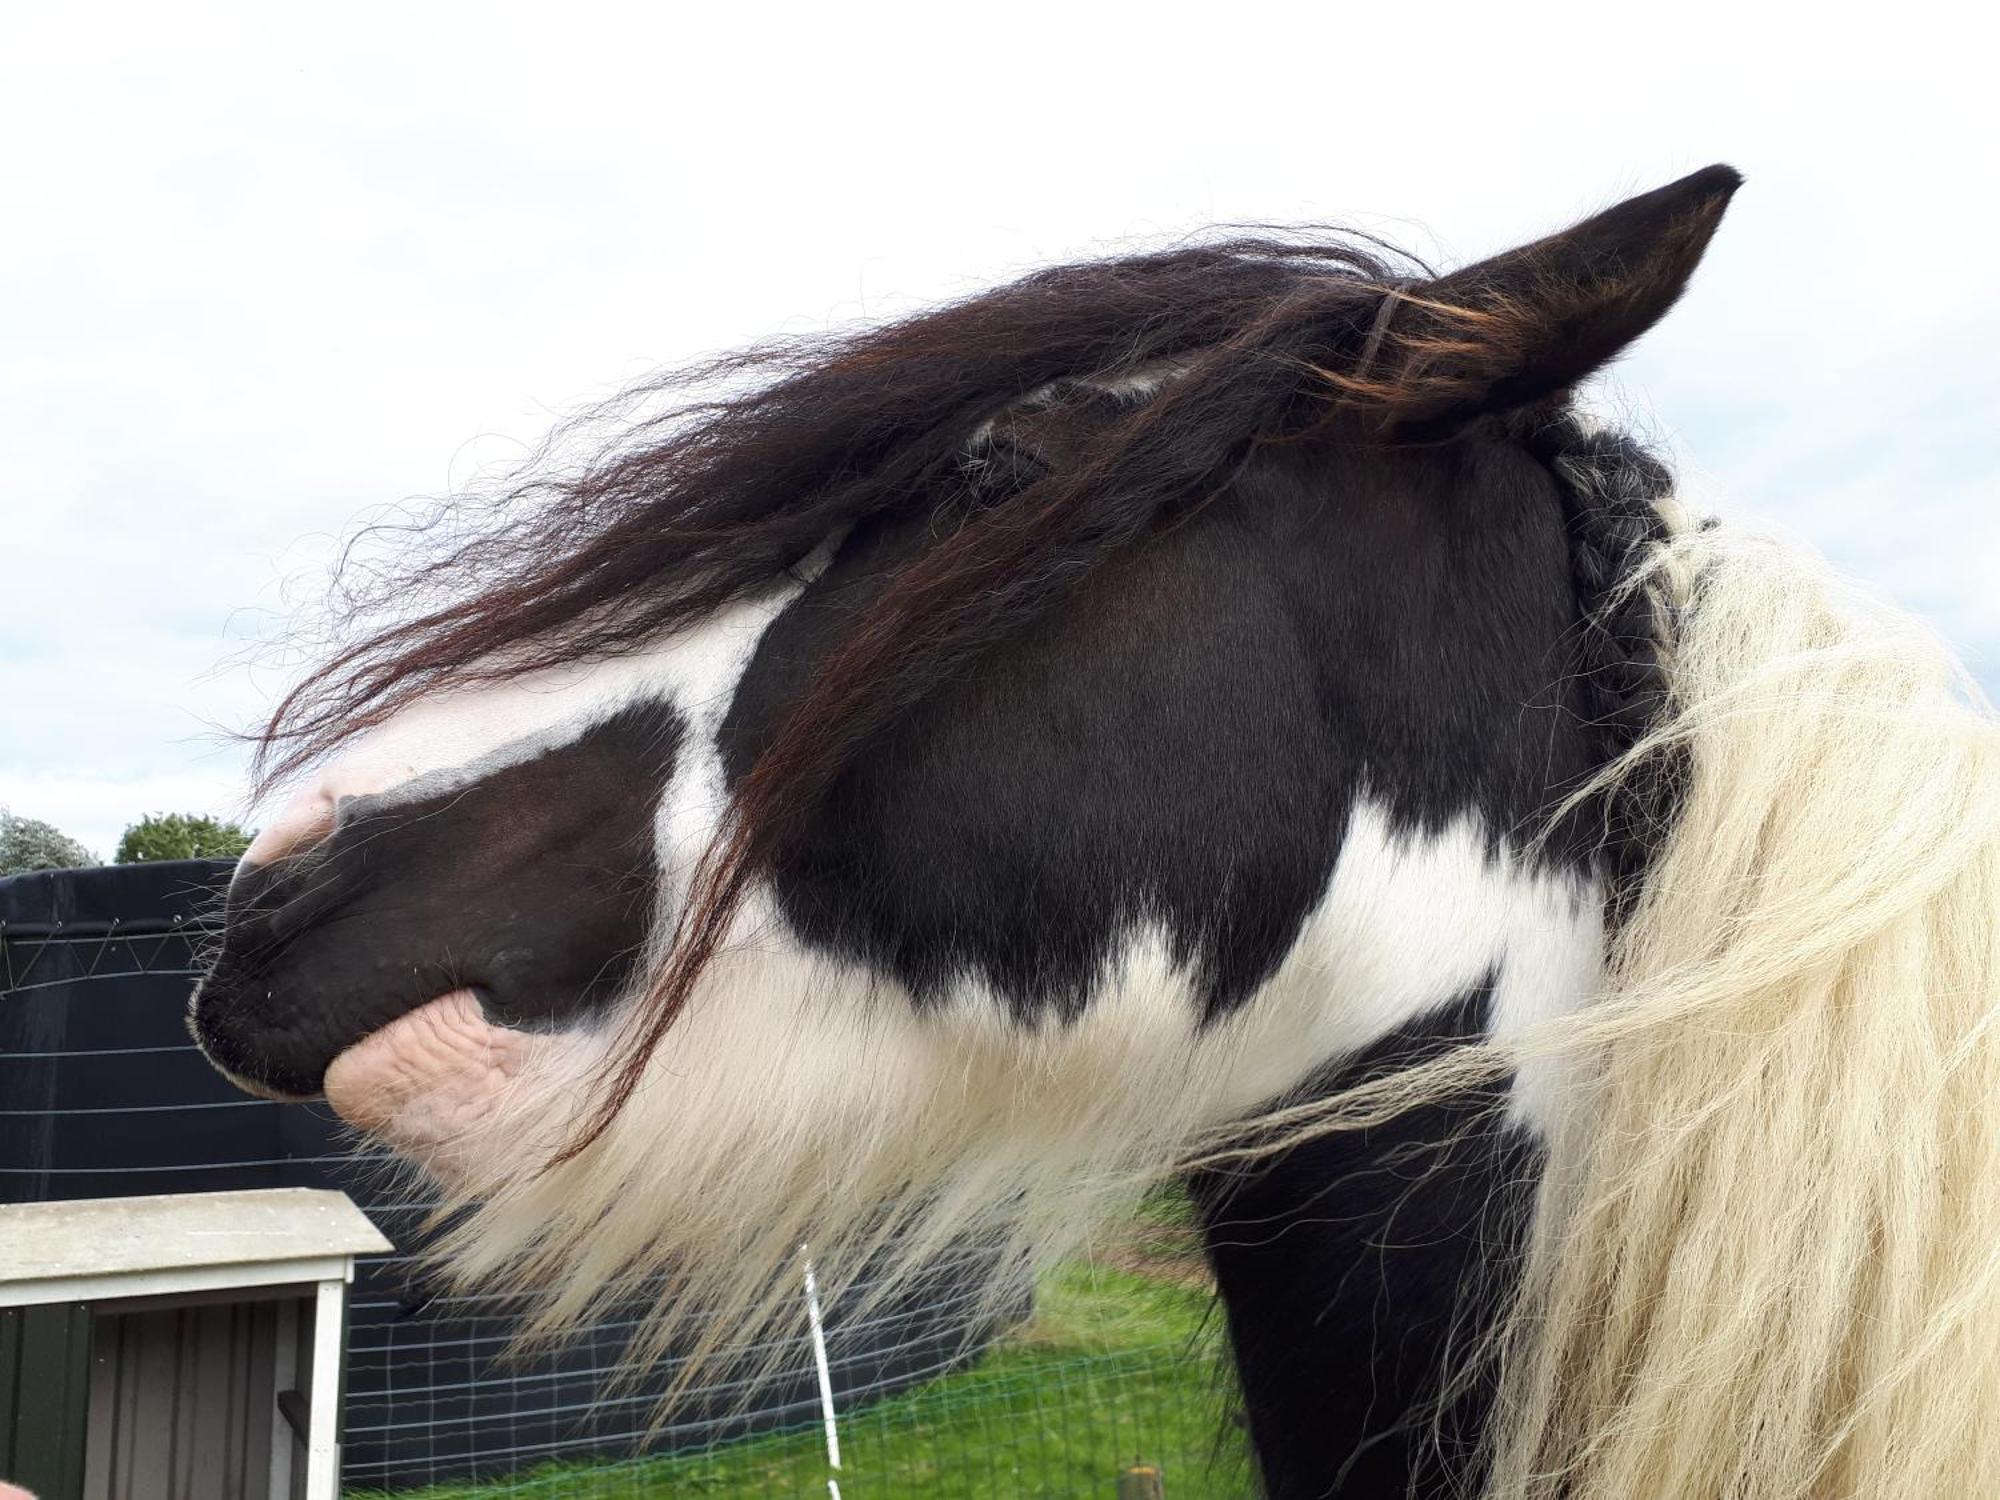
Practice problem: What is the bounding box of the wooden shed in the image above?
[0,1188,390,1500]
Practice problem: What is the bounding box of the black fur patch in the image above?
[190,700,684,1097]
[1189,989,1536,1499]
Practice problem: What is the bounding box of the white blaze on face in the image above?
[245,582,806,871]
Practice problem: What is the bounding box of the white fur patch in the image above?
[1216,801,1602,1127]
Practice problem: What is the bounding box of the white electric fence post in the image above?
[801,1246,844,1500]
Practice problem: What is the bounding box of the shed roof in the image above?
[0,1188,392,1286]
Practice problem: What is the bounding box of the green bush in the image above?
[115,812,255,864]
[0,807,97,874]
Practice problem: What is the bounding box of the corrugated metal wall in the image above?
[84,1290,312,1500]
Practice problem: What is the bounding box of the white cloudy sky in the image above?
[3,3,1995,857]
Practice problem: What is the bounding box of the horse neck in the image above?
[1188,992,1538,1499]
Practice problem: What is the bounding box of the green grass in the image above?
[351,1260,1246,1499]
[1131,1181,1199,1231]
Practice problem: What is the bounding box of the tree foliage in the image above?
[115,812,255,864]
[0,807,98,874]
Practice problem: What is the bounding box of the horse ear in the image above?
[1368,165,1742,440]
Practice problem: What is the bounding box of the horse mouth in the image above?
[191,953,597,1179]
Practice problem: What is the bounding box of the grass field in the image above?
[351,1197,1248,1499]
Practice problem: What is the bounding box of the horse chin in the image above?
[323,988,550,1180]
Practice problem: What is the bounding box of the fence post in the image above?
[1117,1461,1165,1499]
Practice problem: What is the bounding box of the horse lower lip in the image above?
[322,988,531,1145]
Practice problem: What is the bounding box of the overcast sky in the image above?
[4,4,1995,857]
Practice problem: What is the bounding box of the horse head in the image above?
[195,166,1736,1142]
[189,165,2000,1498]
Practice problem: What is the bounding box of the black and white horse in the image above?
[192,167,2000,1498]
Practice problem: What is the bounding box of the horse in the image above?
[190,165,2000,1499]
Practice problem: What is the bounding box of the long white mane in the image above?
[1482,512,2000,1497]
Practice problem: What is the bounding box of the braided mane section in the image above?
[1541,420,1684,918]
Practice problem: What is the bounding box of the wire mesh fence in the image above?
[2,861,1243,1497]
[344,1339,1245,1499]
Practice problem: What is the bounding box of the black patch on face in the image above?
[191,700,684,1098]
[723,418,1615,1023]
